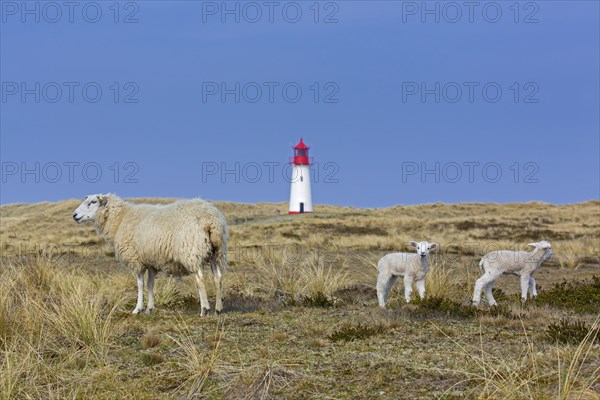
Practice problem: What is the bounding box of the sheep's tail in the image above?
[206,217,229,272]
[478,258,485,273]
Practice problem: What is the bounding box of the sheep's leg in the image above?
[484,282,497,306]
[529,276,537,298]
[403,275,414,303]
[415,279,426,300]
[210,260,223,315]
[473,272,499,306]
[472,277,485,306]
[520,274,530,302]
[145,267,157,314]
[133,271,145,314]
[376,273,397,308]
[195,268,211,317]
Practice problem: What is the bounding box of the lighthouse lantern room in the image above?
[288,138,313,214]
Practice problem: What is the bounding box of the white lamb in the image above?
[73,194,228,316]
[472,241,552,306]
[376,241,439,307]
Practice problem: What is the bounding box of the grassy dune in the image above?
[1,199,599,399]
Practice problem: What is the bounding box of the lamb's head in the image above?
[528,240,553,261]
[408,241,439,260]
[73,194,109,223]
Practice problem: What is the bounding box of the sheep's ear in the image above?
[408,241,418,249]
[430,243,439,251]
[98,195,109,207]
[527,242,539,248]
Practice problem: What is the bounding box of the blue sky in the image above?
[1,1,599,207]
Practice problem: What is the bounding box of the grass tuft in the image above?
[140,352,164,366]
[301,257,352,299]
[168,319,225,397]
[141,332,161,349]
[424,258,466,301]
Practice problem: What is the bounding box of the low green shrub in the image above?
[329,323,385,342]
[414,297,478,319]
[301,292,336,308]
[546,318,599,345]
[533,276,600,313]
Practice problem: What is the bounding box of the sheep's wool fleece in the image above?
[481,248,549,274]
[95,196,227,275]
[378,253,428,280]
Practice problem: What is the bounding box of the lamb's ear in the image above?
[429,243,439,251]
[408,241,418,249]
[98,195,109,207]
[527,242,539,248]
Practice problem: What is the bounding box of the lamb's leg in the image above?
[415,278,426,300]
[210,260,223,315]
[529,276,537,299]
[376,273,397,308]
[403,275,414,303]
[472,277,485,306]
[145,267,157,314]
[133,271,145,314]
[473,272,499,306]
[195,268,211,317]
[484,281,497,306]
[520,274,530,302]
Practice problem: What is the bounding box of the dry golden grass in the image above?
[435,318,600,400]
[555,239,599,269]
[0,256,126,398]
[425,257,468,301]
[167,320,225,398]
[0,198,599,398]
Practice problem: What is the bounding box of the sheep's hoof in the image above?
[145,308,154,315]
[132,308,143,315]
[200,308,211,317]
[215,309,222,316]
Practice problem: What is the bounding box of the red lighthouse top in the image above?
[292,138,312,165]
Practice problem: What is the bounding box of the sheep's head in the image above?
[73,194,109,223]
[409,241,439,260]
[528,240,553,261]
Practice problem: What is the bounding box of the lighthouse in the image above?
[288,138,313,214]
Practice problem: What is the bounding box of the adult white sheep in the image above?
[73,194,228,316]
[472,241,552,306]
[376,241,439,307]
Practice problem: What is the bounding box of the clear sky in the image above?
[1,1,599,207]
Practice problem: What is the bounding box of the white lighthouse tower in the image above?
[288,138,313,214]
